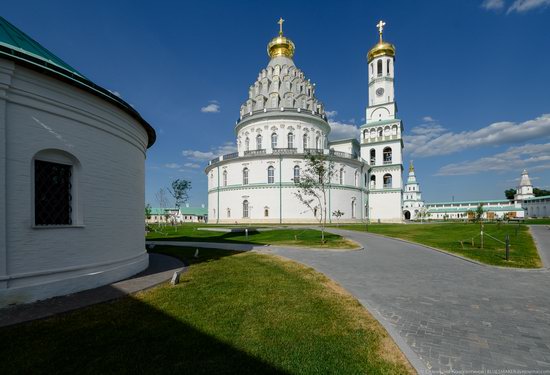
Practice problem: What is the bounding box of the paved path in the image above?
[0,253,184,328]
[256,229,550,374]
[530,225,550,268]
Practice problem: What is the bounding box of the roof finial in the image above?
[278,17,285,36]
[376,20,386,43]
[409,160,414,173]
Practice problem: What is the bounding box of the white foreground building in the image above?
[0,17,155,307]
[206,20,404,223]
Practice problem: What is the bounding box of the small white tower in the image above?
[402,161,424,220]
[514,169,534,202]
[360,20,404,222]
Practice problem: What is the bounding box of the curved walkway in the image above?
[264,228,550,374]
[0,253,184,328]
[150,227,550,374]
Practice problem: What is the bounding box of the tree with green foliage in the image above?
[168,179,191,209]
[332,210,344,226]
[504,188,516,200]
[145,204,152,220]
[534,188,550,197]
[475,203,484,222]
[294,152,335,243]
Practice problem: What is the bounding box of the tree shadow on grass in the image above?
[148,230,263,246]
[0,287,288,375]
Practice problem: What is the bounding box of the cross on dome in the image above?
[278,17,285,35]
[377,20,386,42]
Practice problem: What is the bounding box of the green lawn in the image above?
[336,222,541,268]
[525,218,550,225]
[147,223,357,249]
[0,246,413,374]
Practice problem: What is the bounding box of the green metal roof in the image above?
[427,206,523,213]
[426,199,512,206]
[0,16,82,77]
[361,118,402,128]
[181,207,208,216]
[0,16,156,148]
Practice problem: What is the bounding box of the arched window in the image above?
[383,147,392,164]
[364,173,368,187]
[293,165,300,183]
[339,168,344,185]
[383,173,392,188]
[354,170,359,187]
[267,166,275,184]
[315,135,320,149]
[370,149,376,165]
[370,63,373,77]
[223,170,227,187]
[245,137,250,151]
[256,134,262,150]
[243,168,249,185]
[264,207,269,217]
[271,133,278,149]
[303,134,308,149]
[351,200,356,219]
[288,132,294,148]
[387,59,390,75]
[378,128,383,137]
[370,175,376,189]
[227,208,231,218]
[243,200,249,218]
[377,59,382,76]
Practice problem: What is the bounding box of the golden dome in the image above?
[267,18,295,59]
[367,20,395,63]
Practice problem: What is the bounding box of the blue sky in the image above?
[3,0,550,206]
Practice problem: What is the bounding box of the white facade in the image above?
[523,196,550,218]
[205,22,404,223]
[0,19,155,307]
[402,162,424,220]
[515,169,535,202]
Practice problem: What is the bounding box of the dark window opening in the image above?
[35,160,72,225]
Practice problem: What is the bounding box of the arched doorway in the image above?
[404,210,411,220]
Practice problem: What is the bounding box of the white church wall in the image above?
[0,61,150,307]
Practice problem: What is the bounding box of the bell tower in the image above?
[360,20,404,222]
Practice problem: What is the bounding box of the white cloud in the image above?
[325,110,338,119]
[422,116,436,122]
[183,162,201,169]
[328,120,360,140]
[182,142,237,161]
[201,100,220,113]
[436,143,550,176]
[164,163,181,169]
[482,0,505,10]
[405,113,550,158]
[508,0,550,12]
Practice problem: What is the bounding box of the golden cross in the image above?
[376,20,386,42]
[278,17,285,35]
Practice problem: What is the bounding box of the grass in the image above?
[525,218,550,225]
[0,246,413,375]
[335,222,542,268]
[147,223,357,249]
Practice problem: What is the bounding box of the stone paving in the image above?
[257,227,550,374]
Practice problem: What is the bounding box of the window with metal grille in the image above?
[34,160,72,225]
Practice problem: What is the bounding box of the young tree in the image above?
[332,210,344,226]
[294,152,335,243]
[155,188,168,225]
[475,203,484,223]
[168,179,191,209]
[145,203,152,221]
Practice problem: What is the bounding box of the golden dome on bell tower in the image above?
[367,20,396,63]
[267,17,295,59]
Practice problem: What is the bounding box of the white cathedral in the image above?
[206,19,409,223]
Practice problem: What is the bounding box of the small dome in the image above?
[267,17,295,59]
[367,20,395,63]
[267,35,295,59]
[367,41,395,62]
